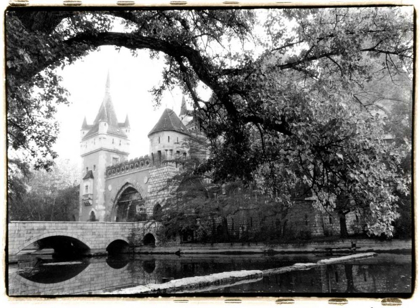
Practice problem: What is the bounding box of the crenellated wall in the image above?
[106,154,153,178]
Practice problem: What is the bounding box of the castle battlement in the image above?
[106,155,152,177]
[105,153,188,178]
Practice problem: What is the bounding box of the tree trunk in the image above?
[339,212,349,238]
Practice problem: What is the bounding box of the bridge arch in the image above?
[106,238,130,255]
[143,233,156,246]
[18,234,91,257]
[111,183,145,222]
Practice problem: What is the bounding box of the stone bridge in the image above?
[8,221,162,261]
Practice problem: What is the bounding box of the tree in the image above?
[8,159,80,221]
[6,7,413,236]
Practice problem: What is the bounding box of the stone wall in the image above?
[146,165,179,216]
[183,200,365,243]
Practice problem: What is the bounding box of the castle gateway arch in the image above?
[112,184,145,222]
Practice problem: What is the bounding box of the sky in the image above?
[53,46,210,168]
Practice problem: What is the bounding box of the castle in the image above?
[79,74,365,241]
[78,74,199,223]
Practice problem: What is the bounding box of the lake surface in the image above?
[8,253,412,296]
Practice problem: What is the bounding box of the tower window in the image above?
[158,137,160,144]
[85,185,89,194]
[112,139,114,144]
[177,137,179,142]
[168,136,170,143]
[119,140,121,146]
[93,165,96,171]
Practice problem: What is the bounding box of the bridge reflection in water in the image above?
[8,253,411,296]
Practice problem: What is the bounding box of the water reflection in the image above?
[106,254,131,269]
[215,255,412,294]
[8,253,411,296]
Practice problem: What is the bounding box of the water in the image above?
[8,253,412,296]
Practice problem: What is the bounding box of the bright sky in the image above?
[53,46,207,168]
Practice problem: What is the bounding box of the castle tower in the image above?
[79,73,130,221]
[148,108,190,164]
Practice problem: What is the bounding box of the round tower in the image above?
[148,108,190,165]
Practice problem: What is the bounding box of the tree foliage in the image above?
[6,7,413,236]
[8,159,80,221]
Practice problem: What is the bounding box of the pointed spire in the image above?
[93,72,118,126]
[180,96,187,117]
[81,116,89,129]
[82,72,128,141]
[124,114,130,127]
[119,114,130,128]
[105,70,111,93]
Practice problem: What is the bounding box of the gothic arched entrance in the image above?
[113,186,144,222]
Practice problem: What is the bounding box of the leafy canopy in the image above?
[6,7,413,236]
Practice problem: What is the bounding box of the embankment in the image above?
[138,239,411,254]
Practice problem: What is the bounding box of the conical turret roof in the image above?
[148,108,190,137]
[119,114,130,128]
[82,73,128,141]
[81,117,91,130]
